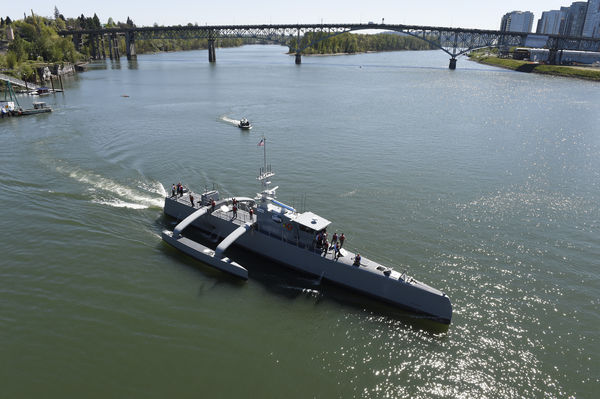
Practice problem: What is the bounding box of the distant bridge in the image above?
[59,23,600,69]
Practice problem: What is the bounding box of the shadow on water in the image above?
[158,220,449,334]
[127,59,139,70]
[110,59,121,70]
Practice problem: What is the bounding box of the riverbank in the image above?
[468,52,600,81]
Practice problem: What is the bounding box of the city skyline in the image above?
[4,0,576,30]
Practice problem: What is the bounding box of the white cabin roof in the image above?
[293,211,331,231]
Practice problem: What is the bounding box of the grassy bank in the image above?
[468,51,600,82]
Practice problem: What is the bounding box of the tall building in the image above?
[536,2,589,36]
[500,11,534,32]
[564,2,588,36]
[537,9,567,34]
[582,0,600,37]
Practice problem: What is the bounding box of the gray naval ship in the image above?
[162,139,452,324]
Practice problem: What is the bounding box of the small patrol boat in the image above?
[21,102,52,115]
[238,117,252,130]
[162,138,452,324]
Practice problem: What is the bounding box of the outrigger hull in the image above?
[162,231,248,279]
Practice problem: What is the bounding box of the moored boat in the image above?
[20,102,52,115]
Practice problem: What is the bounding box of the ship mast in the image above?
[257,137,275,199]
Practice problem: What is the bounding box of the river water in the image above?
[1,45,598,398]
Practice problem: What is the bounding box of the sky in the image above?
[4,1,579,30]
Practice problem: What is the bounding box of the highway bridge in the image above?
[59,23,600,69]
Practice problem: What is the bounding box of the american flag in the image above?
[257,138,264,146]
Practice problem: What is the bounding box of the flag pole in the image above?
[263,136,267,173]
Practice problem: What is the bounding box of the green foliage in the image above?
[5,15,83,72]
[288,32,436,54]
[53,17,66,31]
[18,63,36,81]
[8,36,28,62]
[6,51,17,69]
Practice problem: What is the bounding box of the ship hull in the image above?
[164,197,452,324]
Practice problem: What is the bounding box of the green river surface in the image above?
[1,45,598,398]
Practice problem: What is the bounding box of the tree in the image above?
[6,51,17,69]
[92,13,101,28]
[8,35,27,62]
[54,16,66,30]
[54,6,60,20]
[18,63,35,82]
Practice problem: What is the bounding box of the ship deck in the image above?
[169,193,449,298]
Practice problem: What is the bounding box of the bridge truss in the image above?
[60,23,600,69]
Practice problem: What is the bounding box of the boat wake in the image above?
[340,188,358,197]
[283,285,322,299]
[55,163,166,209]
[220,115,241,126]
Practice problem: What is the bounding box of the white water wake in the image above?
[340,188,358,197]
[220,115,241,126]
[56,164,166,210]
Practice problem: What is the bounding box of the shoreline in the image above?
[468,54,600,82]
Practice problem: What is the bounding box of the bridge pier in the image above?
[90,34,99,60]
[108,34,114,59]
[295,53,301,64]
[208,39,216,62]
[125,31,137,60]
[72,33,81,51]
[449,57,457,70]
[100,35,107,59]
[110,34,120,59]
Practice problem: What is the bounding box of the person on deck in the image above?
[321,236,329,255]
[189,194,194,207]
[353,253,361,266]
[339,233,346,248]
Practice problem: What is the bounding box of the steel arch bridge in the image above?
[59,23,600,69]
